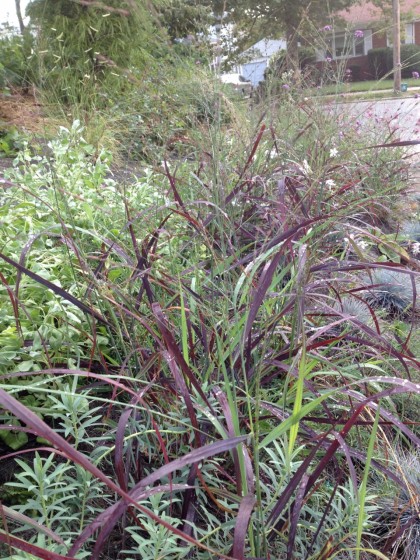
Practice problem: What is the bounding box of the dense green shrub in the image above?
[367,47,392,79]
[0,28,35,89]
[268,46,317,75]
[400,43,420,77]
[368,44,420,79]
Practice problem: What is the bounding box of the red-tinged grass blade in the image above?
[303,480,340,560]
[0,271,22,337]
[0,386,247,559]
[152,302,213,409]
[71,435,249,557]
[114,406,134,492]
[234,214,327,268]
[90,484,193,559]
[285,176,309,218]
[213,387,242,495]
[243,250,284,344]
[125,203,155,305]
[272,379,420,543]
[231,494,256,560]
[258,401,408,489]
[164,160,185,209]
[287,473,309,560]
[266,438,326,537]
[0,531,71,560]
[381,514,418,555]
[0,505,65,546]
[162,348,200,447]
[0,252,110,326]
[343,388,420,448]
[225,124,266,205]
[365,139,420,148]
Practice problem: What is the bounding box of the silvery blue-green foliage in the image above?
[4,386,109,553]
[402,220,420,243]
[257,438,376,557]
[363,269,418,315]
[123,495,191,560]
[401,221,420,257]
[334,297,374,328]
[46,383,103,447]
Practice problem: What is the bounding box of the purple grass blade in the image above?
[0,532,71,560]
[1,505,65,545]
[332,432,358,491]
[234,214,327,268]
[114,406,134,492]
[365,139,420,148]
[0,386,247,557]
[72,435,248,558]
[243,250,284,343]
[225,124,266,204]
[231,494,256,560]
[213,387,242,495]
[152,302,213,409]
[162,348,200,446]
[287,473,309,560]
[303,480,340,560]
[266,439,326,537]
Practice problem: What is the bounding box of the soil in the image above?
[0,89,145,182]
[0,89,46,133]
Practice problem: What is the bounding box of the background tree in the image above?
[160,0,212,41]
[220,0,361,66]
[25,0,169,103]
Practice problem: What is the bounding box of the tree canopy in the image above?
[221,0,361,56]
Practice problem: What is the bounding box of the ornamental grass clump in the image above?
[1,73,420,559]
[363,268,419,316]
[373,452,420,560]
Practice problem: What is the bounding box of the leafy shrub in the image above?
[264,47,317,81]
[367,47,392,80]
[400,43,420,78]
[0,28,35,89]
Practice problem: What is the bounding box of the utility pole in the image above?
[393,0,401,92]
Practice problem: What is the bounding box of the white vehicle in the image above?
[219,73,253,96]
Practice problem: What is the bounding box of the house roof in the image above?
[337,0,420,26]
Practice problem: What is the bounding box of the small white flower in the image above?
[330,148,339,158]
[301,159,312,175]
[358,240,368,250]
[412,242,420,255]
[325,179,336,191]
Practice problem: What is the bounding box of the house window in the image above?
[355,35,364,55]
[387,23,415,46]
[323,31,366,60]
[403,23,415,44]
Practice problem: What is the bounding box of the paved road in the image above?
[328,97,420,189]
[332,96,420,142]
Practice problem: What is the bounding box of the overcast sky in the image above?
[0,0,30,28]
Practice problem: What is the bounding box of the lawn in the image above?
[317,77,420,96]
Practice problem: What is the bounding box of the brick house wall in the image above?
[314,23,420,82]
